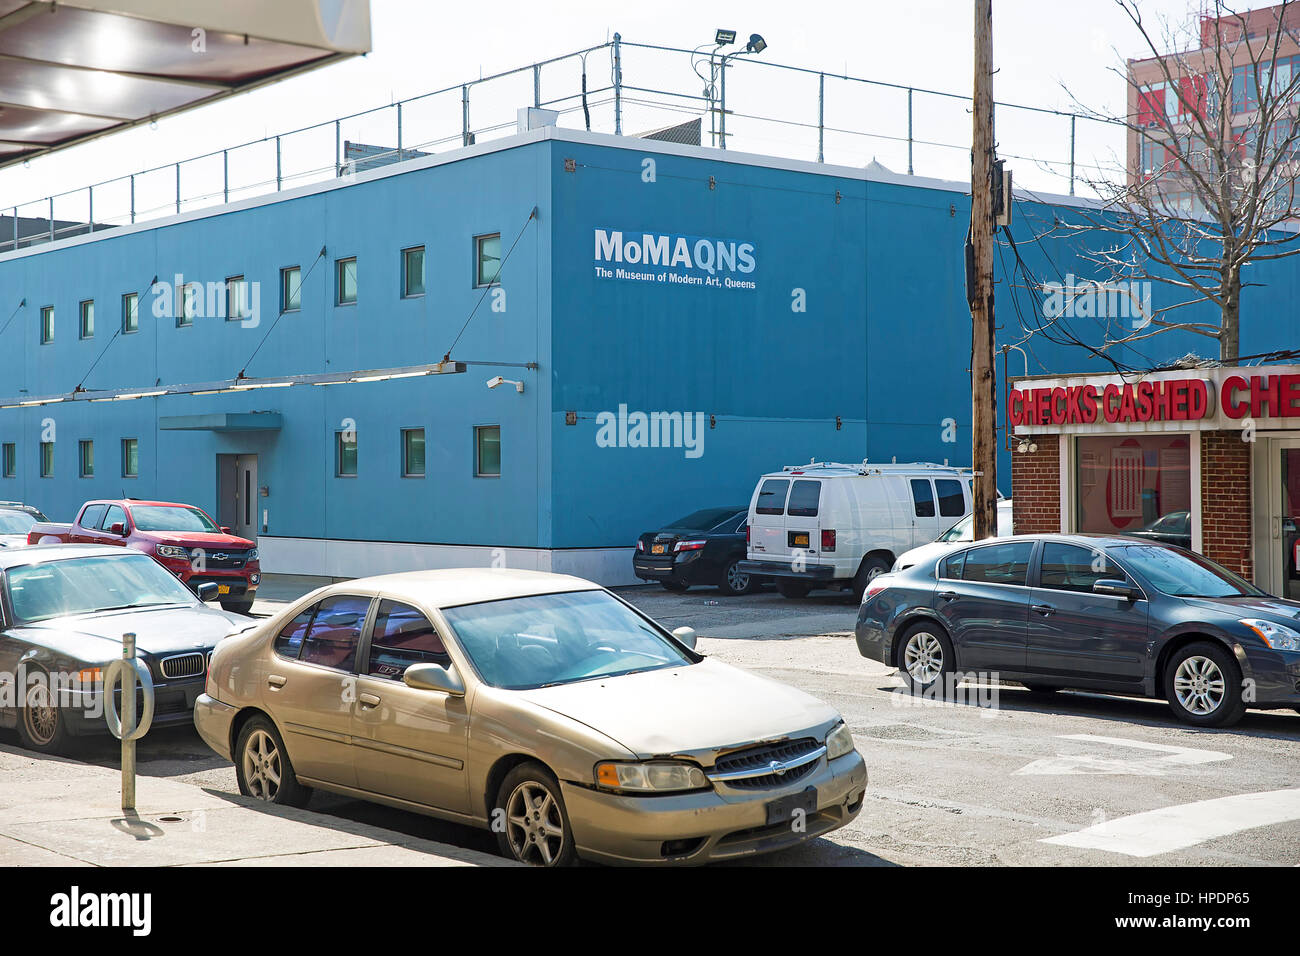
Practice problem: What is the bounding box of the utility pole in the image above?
[969,0,998,540]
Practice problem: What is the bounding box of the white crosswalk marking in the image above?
[1041,788,1300,857]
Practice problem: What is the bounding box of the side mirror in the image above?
[110,522,127,536]
[219,526,232,534]
[403,662,466,696]
[196,582,219,602]
[1093,578,1139,600]
[671,626,697,650]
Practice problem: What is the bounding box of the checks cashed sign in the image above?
[592,228,757,290]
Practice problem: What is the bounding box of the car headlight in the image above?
[594,760,709,793]
[156,544,190,559]
[247,548,259,561]
[1241,618,1300,651]
[825,720,855,761]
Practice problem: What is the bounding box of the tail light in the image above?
[821,529,836,551]
[746,524,750,544]
[863,577,892,601]
[674,540,706,553]
[636,540,645,552]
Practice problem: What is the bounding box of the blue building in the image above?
[1,125,1294,584]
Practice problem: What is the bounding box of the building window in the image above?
[336,430,358,477]
[1,443,14,478]
[122,438,139,479]
[402,427,425,477]
[226,275,250,322]
[336,257,357,305]
[39,441,53,478]
[475,233,501,287]
[78,440,94,478]
[402,246,425,297]
[475,425,500,477]
[39,305,53,344]
[79,299,94,339]
[1075,434,1191,536]
[122,292,139,333]
[281,266,301,312]
[179,283,197,327]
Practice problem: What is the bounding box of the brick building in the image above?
[1008,366,1300,597]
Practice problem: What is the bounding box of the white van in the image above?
[737,461,974,599]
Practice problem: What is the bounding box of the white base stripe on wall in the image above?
[1041,788,1300,857]
[256,537,640,588]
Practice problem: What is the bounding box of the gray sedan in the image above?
[0,544,254,754]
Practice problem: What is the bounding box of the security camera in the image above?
[486,376,505,388]
[486,375,525,394]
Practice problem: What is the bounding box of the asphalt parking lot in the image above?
[9,580,1300,867]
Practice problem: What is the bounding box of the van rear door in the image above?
[783,478,823,563]
[749,477,790,560]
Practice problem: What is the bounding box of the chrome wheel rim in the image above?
[866,565,884,582]
[505,781,565,865]
[1173,656,1226,716]
[904,631,944,685]
[23,679,58,746]
[726,563,750,592]
[242,729,282,800]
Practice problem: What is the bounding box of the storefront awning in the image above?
[0,0,371,167]
[160,412,282,432]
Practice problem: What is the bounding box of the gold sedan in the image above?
[194,569,867,866]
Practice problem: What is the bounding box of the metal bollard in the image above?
[104,633,155,812]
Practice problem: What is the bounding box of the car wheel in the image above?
[235,716,313,807]
[718,558,755,596]
[776,579,812,599]
[220,597,256,614]
[495,762,578,867]
[16,664,72,755]
[896,623,956,696]
[1164,642,1245,727]
[852,555,892,602]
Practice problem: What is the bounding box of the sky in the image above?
[0,0,1218,218]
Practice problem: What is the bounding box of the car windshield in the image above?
[666,508,742,531]
[441,589,694,690]
[939,514,974,542]
[0,511,35,534]
[129,505,219,533]
[1109,545,1263,598]
[5,553,198,624]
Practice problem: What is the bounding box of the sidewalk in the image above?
[0,745,509,867]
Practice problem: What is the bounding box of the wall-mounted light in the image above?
[1017,440,1038,454]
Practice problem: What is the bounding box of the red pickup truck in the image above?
[28,499,261,613]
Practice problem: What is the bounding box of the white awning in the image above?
[0,0,371,166]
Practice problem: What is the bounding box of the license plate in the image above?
[217,585,231,595]
[651,544,665,554]
[765,787,818,826]
[790,532,809,548]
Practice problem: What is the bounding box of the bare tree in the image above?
[1062,0,1300,362]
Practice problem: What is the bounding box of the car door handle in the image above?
[938,590,958,601]
[1031,603,1055,616]
[267,674,287,689]
[358,693,381,708]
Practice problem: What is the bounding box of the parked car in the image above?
[0,506,41,548]
[1126,510,1192,549]
[893,499,1015,572]
[856,532,1300,727]
[738,461,974,600]
[28,499,260,613]
[0,501,49,521]
[633,507,764,594]
[0,544,255,754]
[194,568,868,866]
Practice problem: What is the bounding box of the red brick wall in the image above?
[1010,434,1061,534]
[1200,431,1252,579]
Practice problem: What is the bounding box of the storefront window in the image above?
[1075,435,1191,537]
